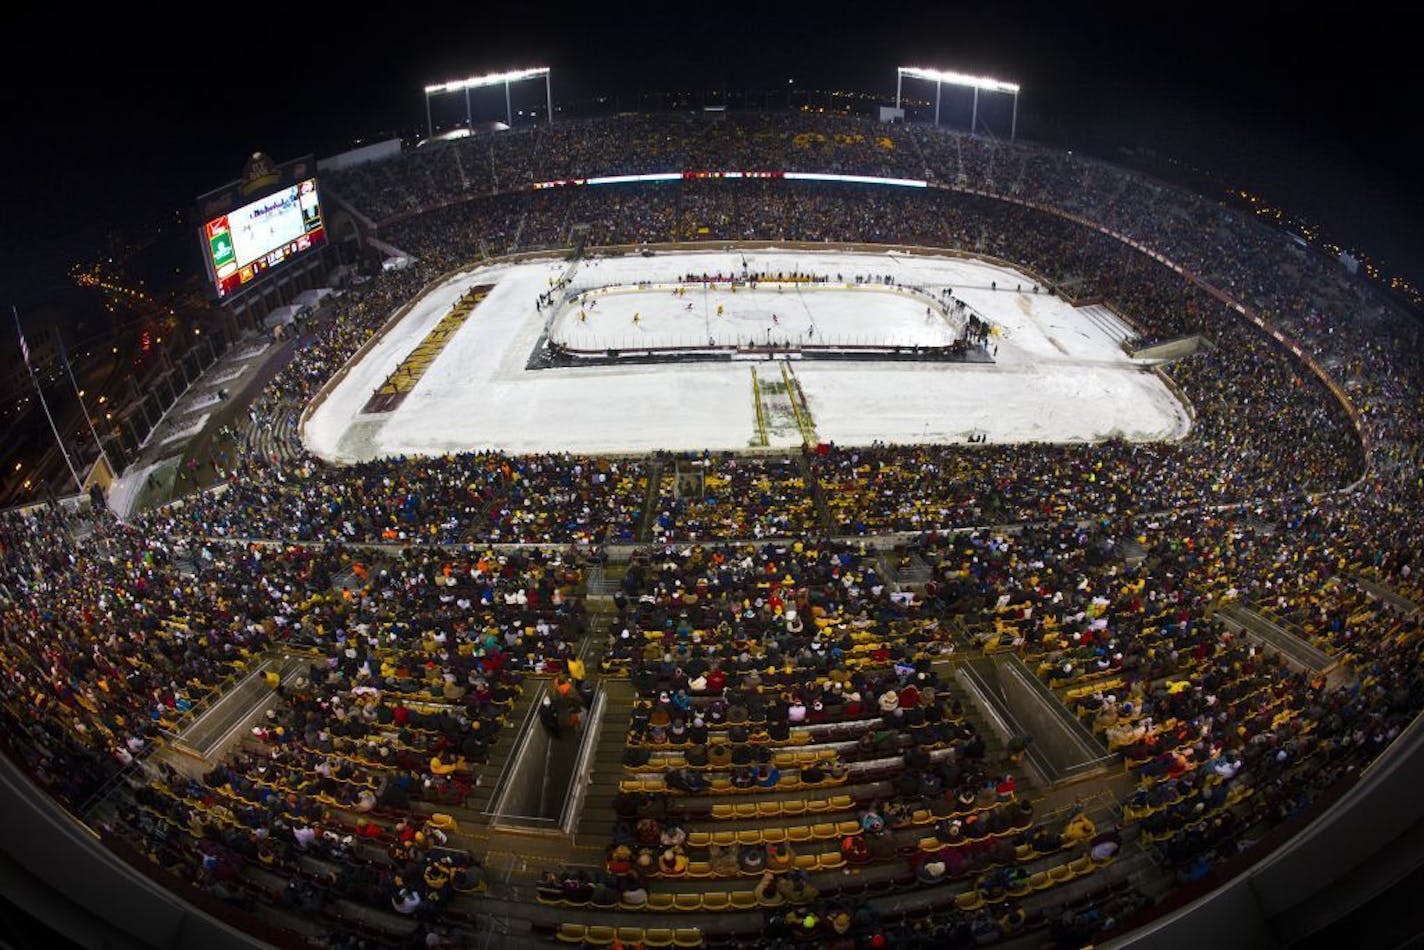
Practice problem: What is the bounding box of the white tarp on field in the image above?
[303,249,1190,461]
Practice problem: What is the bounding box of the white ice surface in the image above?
[303,250,1190,462]
[551,283,956,352]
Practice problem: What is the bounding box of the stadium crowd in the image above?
[0,111,1420,949]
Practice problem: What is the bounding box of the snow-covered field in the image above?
[303,249,1190,462]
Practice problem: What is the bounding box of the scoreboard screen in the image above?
[203,177,326,298]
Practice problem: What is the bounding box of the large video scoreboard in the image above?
[196,154,327,300]
[202,178,326,298]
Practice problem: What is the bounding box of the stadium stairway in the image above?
[176,653,309,763]
[574,677,637,844]
[239,408,305,468]
[794,451,837,537]
[636,457,668,542]
[1213,602,1337,675]
[1351,573,1423,616]
[932,660,1014,772]
[459,686,545,824]
[1074,304,1139,349]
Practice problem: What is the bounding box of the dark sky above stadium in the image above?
[1,3,1419,306]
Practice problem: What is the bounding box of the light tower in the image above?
[423,67,553,140]
[895,67,1021,139]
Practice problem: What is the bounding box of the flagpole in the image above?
[13,306,85,495]
[56,330,112,477]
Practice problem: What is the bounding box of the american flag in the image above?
[12,307,29,367]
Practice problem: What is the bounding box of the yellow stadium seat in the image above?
[674,893,702,911]
[835,820,861,837]
[736,829,762,846]
[1030,871,1053,891]
[701,891,730,911]
[617,928,646,946]
[781,800,806,816]
[786,825,813,843]
[819,852,847,870]
[645,893,676,912]
[957,891,985,911]
[584,926,616,946]
[810,822,837,840]
[761,826,787,843]
[686,832,711,848]
[643,930,675,948]
[734,803,758,820]
[711,830,737,848]
[729,891,759,910]
[672,929,704,948]
[556,923,586,943]
[756,801,782,817]
[685,861,712,878]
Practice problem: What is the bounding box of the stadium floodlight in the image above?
[896,66,1020,139]
[423,67,553,139]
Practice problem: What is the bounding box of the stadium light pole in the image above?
[423,67,552,139]
[896,67,1021,139]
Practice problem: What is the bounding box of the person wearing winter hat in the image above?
[766,840,796,871]
[915,858,948,884]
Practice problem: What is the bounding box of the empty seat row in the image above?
[555,923,703,946]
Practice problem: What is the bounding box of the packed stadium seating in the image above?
[2,110,1422,948]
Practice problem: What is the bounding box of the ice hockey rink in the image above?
[302,249,1191,461]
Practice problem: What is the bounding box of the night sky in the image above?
[1,5,1419,310]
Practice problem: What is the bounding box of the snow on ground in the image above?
[107,457,172,520]
[225,342,271,363]
[205,365,249,387]
[303,249,1190,462]
[160,413,210,448]
[800,362,1183,444]
[181,391,223,415]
